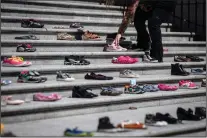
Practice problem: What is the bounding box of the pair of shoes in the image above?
[177,107,203,121]
[15,35,39,40]
[64,127,93,137]
[179,80,199,89]
[171,63,190,76]
[21,19,44,28]
[124,85,146,94]
[56,71,75,82]
[117,120,146,129]
[1,80,12,86]
[85,72,113,80]
[16,44,36,52]
[57,33,76,40]
[33,93,62,102]
[158,84,178,91]
[97,116,129,133]
[119,69,140,78]
[191,68,206,75]
[72,86,98,98]
[100,87,123,96]
[201,79,206,87]
[2,56,32,67]
[143,54,158,63]
[103,45,127,52]
[112,56,138,64]
[64,56,90,65]
[1,96,24,106]
[17,70,47,83]
[145,114,168,127]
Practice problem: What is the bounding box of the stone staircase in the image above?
[1,0,206,136]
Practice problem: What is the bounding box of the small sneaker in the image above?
[145,114,168,127]
[70,23,84,29]
[104,45,123,52]
[191,68,206,75]
[21,19,44,28]
[1,80,12,86]
[179,80,199,89]
[201,79,206,87]
[16,44,36,52]
[56,71,75,82]
[117,120,146,129]
[143,54,158,63]
[64,128,93,137]
[82,31,101,41]
[57,33,76,40]
[100,87,123,96]
[2,56,32,67]
[17,70,47,83]
[33,93,62,102]
[119,69,139,78]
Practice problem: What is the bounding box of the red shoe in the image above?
[112,56,136,64]
[2,56,32,67]
[179,80,199,89]
[158,84,178,91]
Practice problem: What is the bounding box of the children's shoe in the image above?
[117,120,146,129]
[56,71,75,82]
[145,114,168,127]
[191,68,206,75]
[2,56,32,67]
[70,23,84,29]
[17,70,47,83]
[179,80,199,89]
[1,96,24,105]
[201,79,206,87]
[33,93,62,102]
[119,69,140,78]
[57,33,76,40]
[158,84,178,91]
[82,31,101,41]
[21,19,44,28]
[1,80,12,86]
[64,128,93,137]
[16,44,36,52]
[112,56,137,64]
[100,87,123,96]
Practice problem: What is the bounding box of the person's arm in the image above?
[112,0,140,46]
[118,0,140,35]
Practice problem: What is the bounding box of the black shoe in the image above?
[64,56,90,65]
[21,19,44,28]
[97,116,115,131]
[186,55,204,62]
[195,107,206,119]
[16,44,36,52]
[72,86,98,98]
[171,63,189,76]
[85,72,113,80]
[155,113,178,124]
[177,107,202,121]
[203,66,206,71]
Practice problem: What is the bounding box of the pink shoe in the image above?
[125,56,139,63]
[116,45,127,51]
[158,84,178,91]
[179,80,199,89]
[163,48,168,52]
[2,56,32,67]
[112,56,135,64]
[33,93,62,102]
[1,96,24,105]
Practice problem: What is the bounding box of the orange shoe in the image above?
[117,120,146,129]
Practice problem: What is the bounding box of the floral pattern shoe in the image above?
[57,33,76,40]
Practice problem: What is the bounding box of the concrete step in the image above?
[1,27,192,42]
[1,0,120,11]
[1,40,205,52]
[1,6,123,22]
[0,16,173,31]
[1,51,206,64]
[3,101,206,136]
[1,74,205,95]
[1,90,206,123]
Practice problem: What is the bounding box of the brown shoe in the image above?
[82,31,101,41]
[57,33,75,40]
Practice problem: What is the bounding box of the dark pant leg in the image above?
[148,8,170,62]
[134,8,152,52]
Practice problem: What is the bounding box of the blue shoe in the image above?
[191,69,206,75]
[143,85,159,92]
[64,127,93,137]
[1,80,12,86]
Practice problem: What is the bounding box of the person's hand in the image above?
[113,33,122,46]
